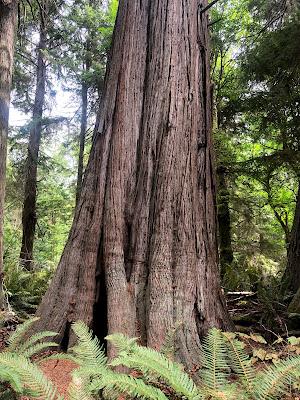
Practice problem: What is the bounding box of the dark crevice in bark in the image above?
[93,231,108,347]
[124,219,133,281]
[60,321,72,352]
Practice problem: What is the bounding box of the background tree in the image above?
[210,0,299,296]
[19,0,48,269]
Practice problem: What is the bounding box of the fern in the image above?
[222,332,254,393]
[254,356,300,400]
[69,321,107,368]
[107,333,200,400]
[65,323,300,400]
[18,330,58,352]
[200,328,228,391]
[68,370,93,400]
[0,365,23,394]
[88,366,169,400]
[0,318,62,399]
[0,352,63,399]
[7,317,40,352]
[160,321,182,359]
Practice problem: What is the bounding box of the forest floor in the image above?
[1,292,300,399]
[21,359,77,399]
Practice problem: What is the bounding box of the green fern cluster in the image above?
[2,319,300,400]
[67,323,300,400]
[0,317,61,399]
[3,261,52,316]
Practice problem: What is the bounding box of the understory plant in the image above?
[2,319,300,400]
[0,318,61,399]
[66,322,300,400]
[3,260,53,316]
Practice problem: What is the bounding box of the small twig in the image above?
[198,0,221,15]
[208,17,223,27]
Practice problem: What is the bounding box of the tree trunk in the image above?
[282,184,300,295]
[75,83,88,204]
[31,0,233,367]
[20,20,47,270]
[76,22,93,205]
[0,0,18,309]
[217,166,234,278]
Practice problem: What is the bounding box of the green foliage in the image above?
[222,332,254,392]
[2,320,300,400]
[0,318,61,399]
[200,328,228,391]
[66,322,300,400]
[254,357,300,400]
[0,352,62,399]
[69,320,107,368]
[107,333,199,400]
[3,260,53,316]
[210,0,299,292]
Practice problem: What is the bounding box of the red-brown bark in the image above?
[32,0,233,367]
[0,0,18,308]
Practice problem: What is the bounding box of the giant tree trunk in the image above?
[20,21,47,270]
[283,184,300,296]
[0,0,18,309]
[217,166,234,278]
[32,0,233,367]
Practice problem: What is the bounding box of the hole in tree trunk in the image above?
[61,321,72,351]
[93,233,108,349]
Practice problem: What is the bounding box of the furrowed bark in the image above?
[0,0,18,308]
[20,14,47,270]
[31,0,233,367]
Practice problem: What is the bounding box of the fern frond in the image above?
[107,333,199,400]
[106,332,138,352]
[203,385,250,400]
[160,321,182,358]
[222,332,254,393]
[0,365,23,394]
[200,328,228,391]
[18,331,58,352]
[0,352,62,399]
[70,321,107,368]
[68,370,93,400]
[88,367,168,400]
[254,356,300,400]
[7,317,39,352]
[22,342,59,358]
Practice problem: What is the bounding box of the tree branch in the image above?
[199,0,221,15]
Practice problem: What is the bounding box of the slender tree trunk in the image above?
[0,0,18,309]
[31,0,233,367]
[75,82,88,204]
[20,21,47,270]
[282,183,300,295]
[217,166,234,278]
[76,27,93,204]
